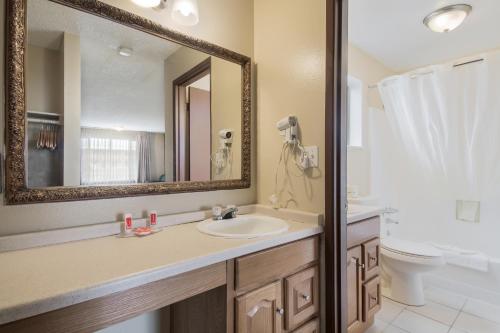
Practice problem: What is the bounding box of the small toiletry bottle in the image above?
[148,210,158,228]
[121,214,133,235]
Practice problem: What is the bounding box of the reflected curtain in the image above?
[137,133,152,183]
[378,51,500,200]
[80,128,138,185]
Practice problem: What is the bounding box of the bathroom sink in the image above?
[197,214,289,239]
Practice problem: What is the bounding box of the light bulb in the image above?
[131,0,161,8]
[171,0,199,26]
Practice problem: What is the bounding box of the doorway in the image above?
[172,58,212,181]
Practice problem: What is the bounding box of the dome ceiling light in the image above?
[423,4,472,33]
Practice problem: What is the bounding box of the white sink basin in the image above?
[197,214,289,239]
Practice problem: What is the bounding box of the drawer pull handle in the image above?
[302,294,311,302]
[350,258,365,269]
[370,257,377,261]
[370,296,378,302]
[277,308,285,316]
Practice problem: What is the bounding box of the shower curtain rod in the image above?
[368,58,485,89]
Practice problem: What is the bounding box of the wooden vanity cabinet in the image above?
[233,236,320,333]
[347,217,381,333]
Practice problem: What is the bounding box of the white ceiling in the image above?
[27,0,186,133]
[348,0,500,72]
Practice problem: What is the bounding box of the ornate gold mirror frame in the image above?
[4,0,251,204]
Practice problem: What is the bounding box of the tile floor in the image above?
[366,287,500,333]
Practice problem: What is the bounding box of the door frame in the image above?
[325,0,348,332]
[172,58,212,181]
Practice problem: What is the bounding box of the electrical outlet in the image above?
[304,146,319,168]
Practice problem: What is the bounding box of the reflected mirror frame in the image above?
[4,0,251,204]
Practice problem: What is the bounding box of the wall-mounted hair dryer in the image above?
[276,115,298,144]
[218,129,234,147]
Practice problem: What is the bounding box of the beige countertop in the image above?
[347,204,383,224]
[0,214,322,325]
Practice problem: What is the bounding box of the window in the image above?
[80,128,139,185]
[347,75,363,148]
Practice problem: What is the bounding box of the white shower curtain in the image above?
[378,51,500,200]
[137,133,152,183]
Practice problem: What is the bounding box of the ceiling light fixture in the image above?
[131,0,161,8]
[423,4,472,33]
[118,47,133,57]
[171,0,199,26]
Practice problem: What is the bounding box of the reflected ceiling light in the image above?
[423,4,472,33]
[118,47,133,57]
[131,0,161,8]
[171,0,199,26]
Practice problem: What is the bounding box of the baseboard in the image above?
[423,273,500,307]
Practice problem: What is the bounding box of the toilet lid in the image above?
[382,238,442,258]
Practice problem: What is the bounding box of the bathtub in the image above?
[423,256,500,306]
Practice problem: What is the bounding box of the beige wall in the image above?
[164,47,242,182]
[254,0,326,214]
[62,32,81,186]
[0,0,254,236]
[347,43,394,196]
[26,45,63,115]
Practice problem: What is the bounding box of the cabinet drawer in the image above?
[362,276,381,321]
[235,237,319,292]
[362,238,380,281]
[284,266,319,330]
[291,318,320,333]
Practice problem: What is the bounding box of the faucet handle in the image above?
[212,206,222,217]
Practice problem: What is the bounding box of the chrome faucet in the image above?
[383,207,399,215]
[212,205,238,220]
[385,217,400,225]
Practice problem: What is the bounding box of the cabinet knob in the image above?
[276,308,285,316]
[302,294,311,302]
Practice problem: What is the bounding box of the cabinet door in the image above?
[362,238,380,281]
[291,318,320,333]
[236,280,283,333]
[363,276,381,321]
[284,266,319,330]
[347,246,363,333]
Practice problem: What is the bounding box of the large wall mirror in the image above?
[5,0,251,204]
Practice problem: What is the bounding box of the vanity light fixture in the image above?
[117,47,133,57]
[131,0,161,8]
[423,4,472,33]
[171,0,199,26]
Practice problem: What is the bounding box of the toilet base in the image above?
[384,270,425,306]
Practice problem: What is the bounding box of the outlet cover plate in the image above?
[304,146,319,168]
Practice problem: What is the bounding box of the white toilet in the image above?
[381,237,444,306]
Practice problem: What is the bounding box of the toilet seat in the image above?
[381,238,442,259]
